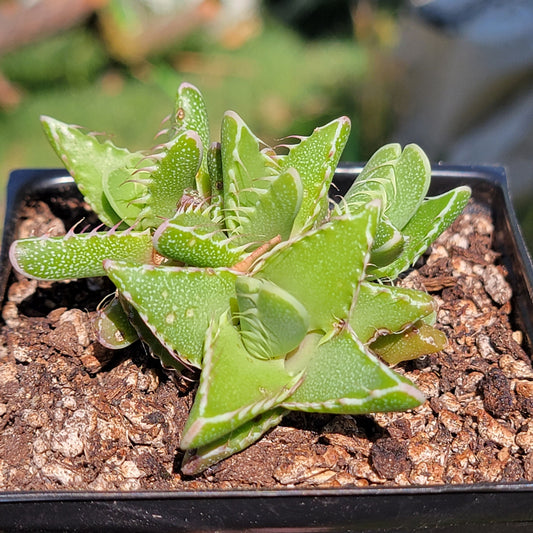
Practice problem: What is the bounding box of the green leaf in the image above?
[207,141,224,206]
[233,167,303,245]
[371,320,446,365]
[152,209,245,267]
[235,277,309,360]
[369,215,404,268]
[221,111,278,234]
[140,130,203,227]
[255,204,379,331]
[95,295,139,349]
[119,298,186,374]
[343,143,431,231]
[103,167,147,226]
[173,82,211,197]
[104,262,237,368]
[180,312,301,449]
[9,230,153,280]
[342,143,401,209]
[282,327,425,413]
[41,115,144,227]
[181,407,287,475]
[384,144,431,230]
[368,186,471,279]
[282,117,351,234]
[350,281,436,344]
[354,143,402,182]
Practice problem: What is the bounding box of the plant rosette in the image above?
[7,83,473,475]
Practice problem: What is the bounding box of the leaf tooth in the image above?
[88,223,105,237]
[238,184,270,195]
[160,112,172,126]
[260,146,278,157]
[133,165,159,175]
[273,142,298,152]
[86,130,108,138]
[226,204,255,216]
[153,127,170,140]
[107,219,125,236]
[64,218,86,239]
[136,205,151,222]
[151,139,174,152]
[143,152,167,165]
[123,177,151,188]
[130,168,146,177]
[176,189,209,213]
[132,193,152,205]
[195,199,223,220]
[127,196,151,207]
[79,224,92,234]
[121,219,143,235]
[276,134,307,145]
[222,233,250,250]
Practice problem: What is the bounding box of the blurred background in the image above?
[0,0,532,252]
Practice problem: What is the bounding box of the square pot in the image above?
[1,165,533,532]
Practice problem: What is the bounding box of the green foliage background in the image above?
[0,1,531,254]
[0,14,374,207]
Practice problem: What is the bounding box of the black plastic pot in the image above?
[1,165,533,532]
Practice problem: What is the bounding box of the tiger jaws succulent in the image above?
[9,83,471,474]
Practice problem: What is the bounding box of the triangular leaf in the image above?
[342,143,401,210]
[103,262,237,368]
[221,111,278,234]
[368,186,471,279]
[234,167,303,245]
[173,82,211,197]
[103,167,147,225]
[371,320,446,365]
[181,407,287,475]
[343,143,431,231]
[41,115,143,227]
[255,203,379,331]
[236,277,309,359]
[282,327,425,413]
[350,281,435,344]
[180,313,301,449]
[282,117,351,234]
[10,231,153,281]
[140,130,203,227]
[386,144,431,230]
[96,295,139,349]
[153,209,245,267]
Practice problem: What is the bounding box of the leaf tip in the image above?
[178,81,201,93]
[8,241,23,277]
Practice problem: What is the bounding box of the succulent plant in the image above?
[9,83,471,474]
